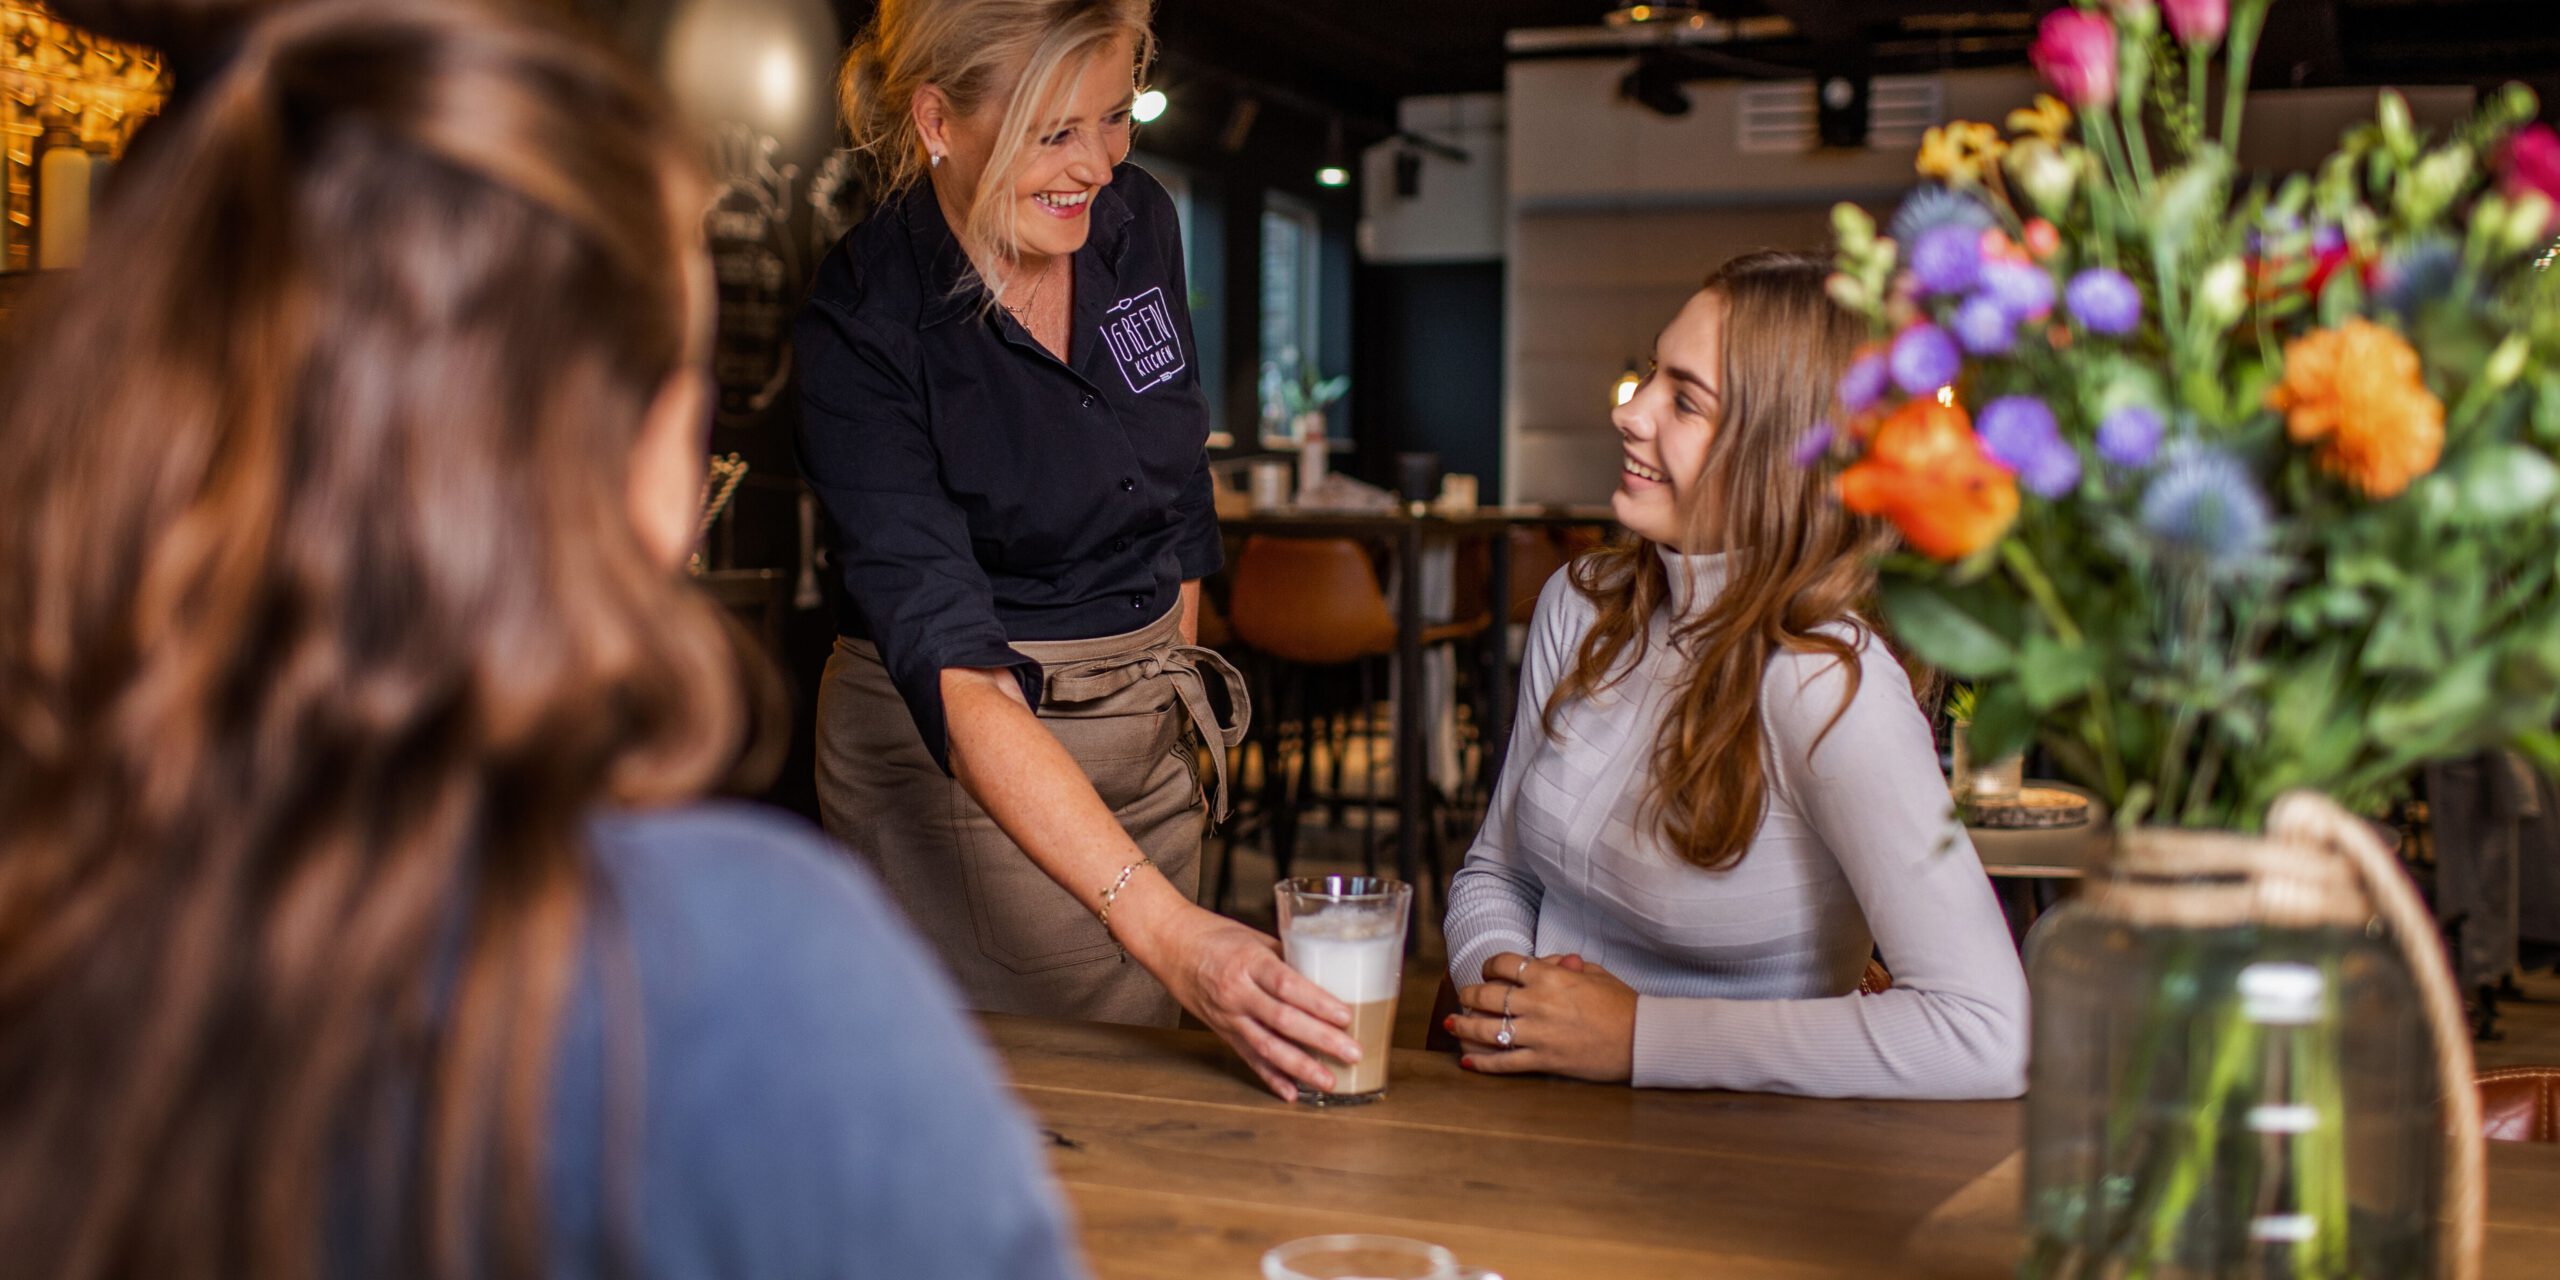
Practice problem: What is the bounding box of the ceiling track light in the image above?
[1316,115,1349,188]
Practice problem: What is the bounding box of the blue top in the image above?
[386,803,1086,1278]
[794,164,1221,771]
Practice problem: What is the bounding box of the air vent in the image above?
[1737,81,1814,153]
[1868,76,1946,148]
[1736,76,1945,153]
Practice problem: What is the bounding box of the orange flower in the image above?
[1839,398,2021,560]
[2267,319,2445,498]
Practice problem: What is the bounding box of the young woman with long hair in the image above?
[0,2,1080,1277]
[1441,252,2029,1100]
[799,0,1359,1102]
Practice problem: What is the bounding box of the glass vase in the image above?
[2019,795,2483,1280]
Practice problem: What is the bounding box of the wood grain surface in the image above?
[987,1014,2560,1279]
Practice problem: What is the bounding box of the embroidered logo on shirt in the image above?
[1099,286,1187,394]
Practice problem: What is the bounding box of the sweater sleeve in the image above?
[1627,638,2030,1099]
[1444,569,1581,988]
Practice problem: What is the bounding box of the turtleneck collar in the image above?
[1656,542,1733,619]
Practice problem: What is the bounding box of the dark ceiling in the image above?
[819,2,2560,154]
[1148,1,2560,99]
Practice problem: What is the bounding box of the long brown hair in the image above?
[1545,251,1890,871]
[0,3,738,1278]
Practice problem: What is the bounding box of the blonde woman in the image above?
[797,0,1359,1101]
[1442,253,2029,1100]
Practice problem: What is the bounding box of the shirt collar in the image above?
[902,171,1139,331]
[1655,542,1734,619]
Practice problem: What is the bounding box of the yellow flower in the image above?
[2267,319,2445,499]
[1918,120,2006,185]
[2007,94,2072,144]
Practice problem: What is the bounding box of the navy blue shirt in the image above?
[795,166,1221,769]
[540,805,1085,1279]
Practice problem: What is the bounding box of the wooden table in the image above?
[988,1014,2560,1279]
[1219,506,1615,893]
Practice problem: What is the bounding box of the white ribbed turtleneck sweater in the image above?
[1445,547,2029,1099]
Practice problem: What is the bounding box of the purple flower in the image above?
[2021,442,2084,497]
[2065,268,2143,336]
[1910,224,1984,297]
[2141,446,2271,569]
[1838,353,1890,412]
[1953,295,2018,355]
[2096,405,2166,468]
[1978,260,2057,321]
[1791,420,1837,468]
[1890,324,1961,396]
[1978,395,2081,498]
[1977,396,2059,465]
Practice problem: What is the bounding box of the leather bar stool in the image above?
[2479,1065,2560,1142]
[1220,536,1481,910]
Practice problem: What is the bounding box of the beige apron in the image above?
[816,606,1248,1026]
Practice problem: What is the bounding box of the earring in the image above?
[929,151,944,169]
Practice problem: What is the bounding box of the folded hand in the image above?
[1448,952,1638,1083]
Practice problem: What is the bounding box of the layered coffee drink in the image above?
[1275,877,1411,1105]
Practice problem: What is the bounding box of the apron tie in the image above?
[1041,617,1251,822]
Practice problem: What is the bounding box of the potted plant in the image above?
[1816,1,2560,1274]
[1260,350,1350,499]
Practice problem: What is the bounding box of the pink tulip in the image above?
[2030,9,2119,109]
[2162,0,2229,45]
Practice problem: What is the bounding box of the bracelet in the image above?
[1096,856,1154,932]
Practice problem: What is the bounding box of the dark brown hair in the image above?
[0,2,737,1278]
[1545,251,1892,871]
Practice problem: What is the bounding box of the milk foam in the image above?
[1282,917,1401,1004]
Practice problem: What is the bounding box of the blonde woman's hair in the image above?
[837,0,1154,290]
[1545,251,1903,872]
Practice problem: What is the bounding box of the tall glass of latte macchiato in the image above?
[1275,876,1410,1105]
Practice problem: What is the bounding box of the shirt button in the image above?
[1081,393,1097,409]
[1114,538,1132,552]
[1120,478,1137,492]
[1129,594,1148,609]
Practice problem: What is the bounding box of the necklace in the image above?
[999,256,1061,321]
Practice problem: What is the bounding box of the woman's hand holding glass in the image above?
[1448,953,1639,1083]
[1112,872,1363,1102]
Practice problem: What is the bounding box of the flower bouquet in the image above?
[1816,0,2560,1275]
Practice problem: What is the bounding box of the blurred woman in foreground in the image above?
[0,2,1081,1277]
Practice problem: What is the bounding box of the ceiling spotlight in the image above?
[1603,4,1713,29]
[1317,116,1350,188]
[1132,88,1166,124]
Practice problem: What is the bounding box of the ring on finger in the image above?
[1501,986,1516,1017]
[1495,1012,1515,1049]
[1512,955,1532,983]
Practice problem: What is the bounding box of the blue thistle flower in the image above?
[2374,236,2462,315]
[2140,446,2272,568]
[1888,186,1997,247]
